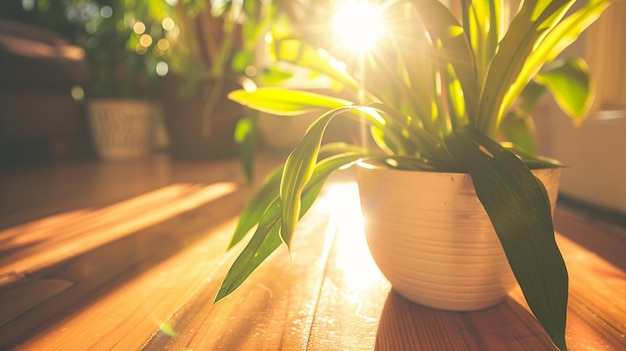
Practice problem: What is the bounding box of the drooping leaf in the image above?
[214,201,283,303]
[278,103,446,246]
[279,107,362,246]
[445,127,568,351]
[228,88,353,116]
[215,152,367,302]
[229,164,284,248]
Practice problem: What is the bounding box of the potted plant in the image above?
[214,0,614,350]
[153,0,285,164]
[77,0,162,160]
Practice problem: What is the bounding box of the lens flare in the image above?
[332,1,385,54]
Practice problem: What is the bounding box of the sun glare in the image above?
[332,1,385,54]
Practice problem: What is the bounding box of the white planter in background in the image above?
[550,110,626,213]
[88,99,156,160]
[355,163,561,311]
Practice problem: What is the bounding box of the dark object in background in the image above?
[157,74,243,160]
[0,19,90,168]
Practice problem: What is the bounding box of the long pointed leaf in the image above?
[511,0,613,118]
[279,107,362,245]
[229,164,284,248]
[228,88,354,116]
[462,0,501,83]
[406,0,479,118]
[215,152,366,302]
[445,127,568,351]
[476,0,573,136]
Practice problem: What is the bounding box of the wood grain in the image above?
[0,155,624,350]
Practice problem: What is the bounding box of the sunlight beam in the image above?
[332,1,386,54]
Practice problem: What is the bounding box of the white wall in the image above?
[542,109,626,214]
[535,1,626,215]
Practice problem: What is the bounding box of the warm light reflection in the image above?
[139,34,153,48]
[133,21,146,35]
[317,182,383,294]
[332,0,386,54]
[0,182,238,284]
[161,17,175,31]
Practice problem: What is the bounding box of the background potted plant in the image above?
[76,0,163,161]
[152,0,285,165]
[155,0,340,177]
[214,0,616,350]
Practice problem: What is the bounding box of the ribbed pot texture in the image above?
[355,163,561,311]
[88,99,156,160]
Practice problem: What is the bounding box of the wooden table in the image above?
[0,153,624,350]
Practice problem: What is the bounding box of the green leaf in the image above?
[279,107,361,246]
[535,58,592,122]
[278,102,455,247]
[229,164,284,248]
[214,202,283,303]
[407,0,479,119]
[500,81,547,154]
[497,0,613,134]
[477,0,573,136]
[505,146,563,169]
[234,114,257,184]
[231,128,364,248]
[228,88,353,116]
[215,152,366,302]
[367,102,444,158]
[361,154,457,172]
[445,127,568,351]
[500,110,538,155]
[521,0,613,82]
[461,0,501,83]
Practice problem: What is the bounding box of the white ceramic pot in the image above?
[355,163,561,311]
[88,99,156,160]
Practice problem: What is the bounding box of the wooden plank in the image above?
[554,206,626,271]
[0,184,245,348]
[141,191,339,350]
[557,235,626,350]
[0,277,74,327]
[306,182,390,351]
[0,156,624,350]
[0,182,237,284]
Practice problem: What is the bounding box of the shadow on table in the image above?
[375,290,556,351]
